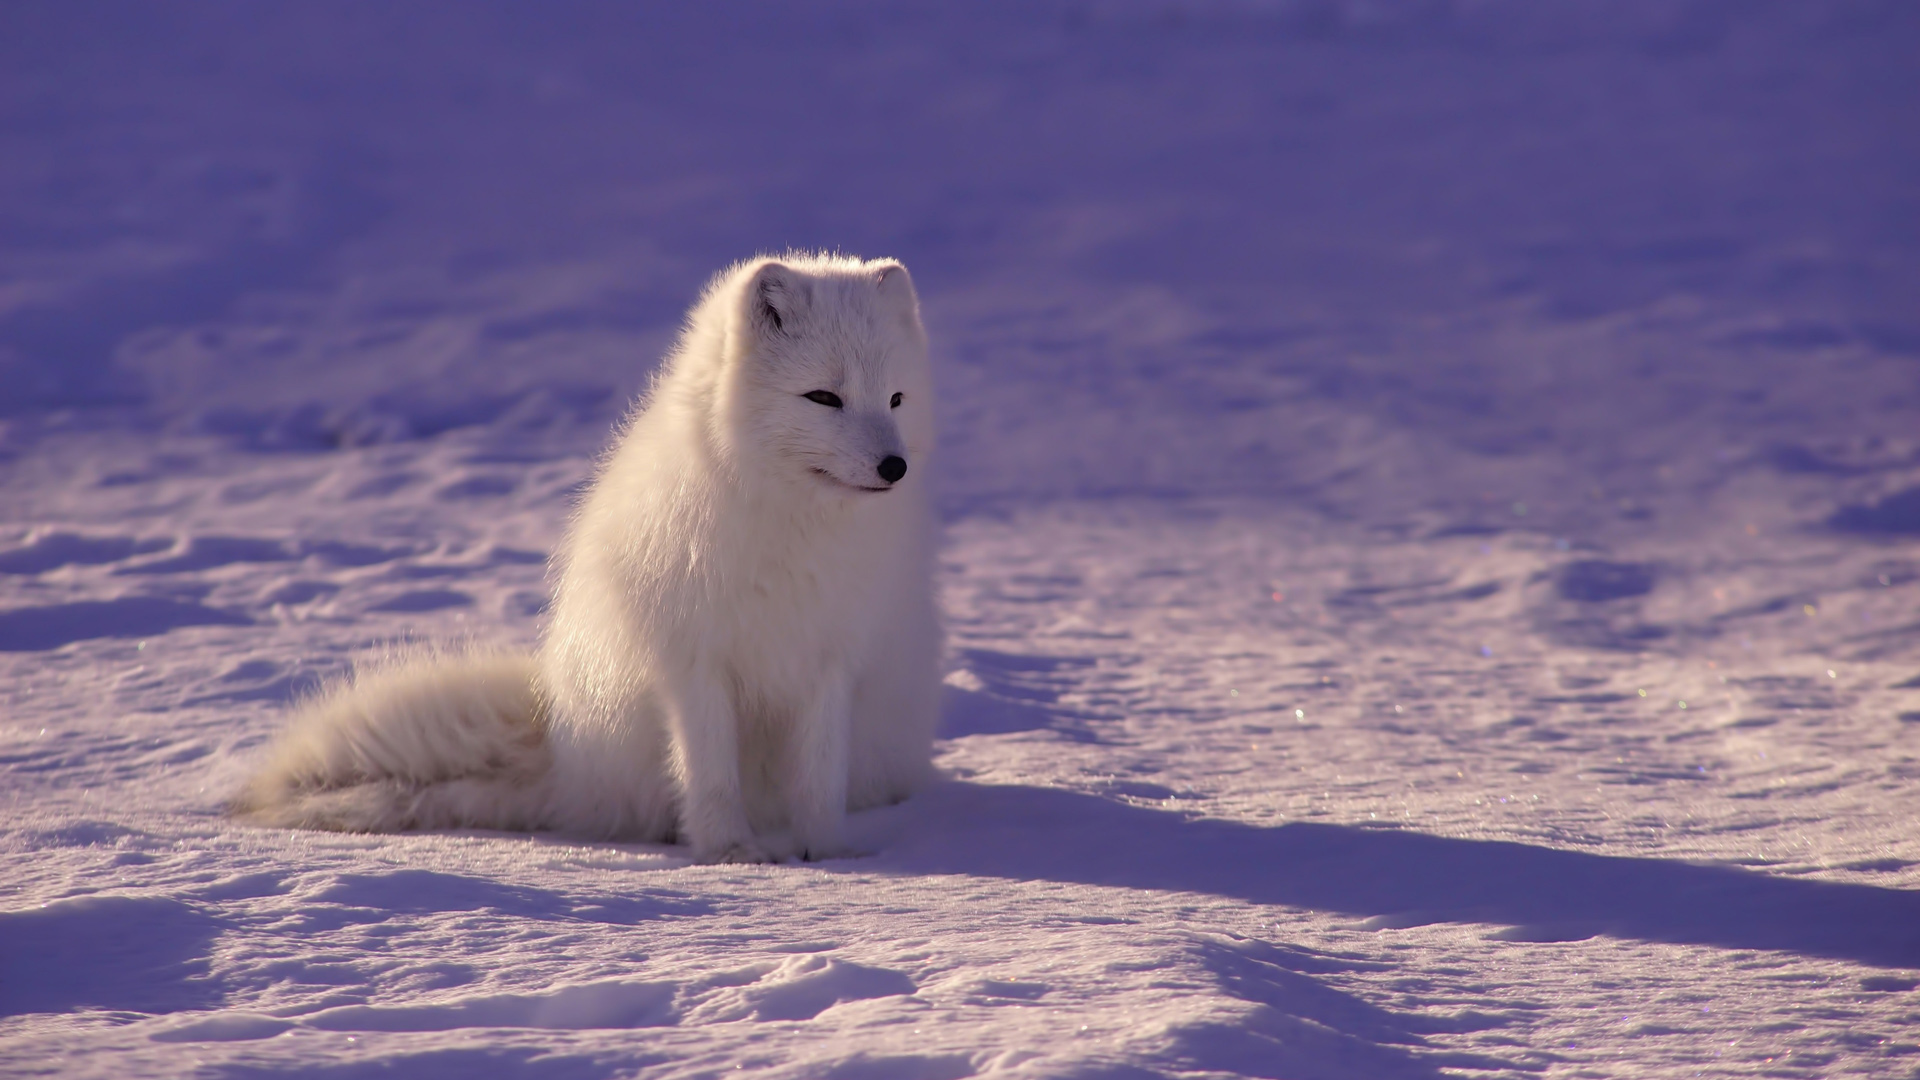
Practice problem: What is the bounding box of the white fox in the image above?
[233,254,942,863]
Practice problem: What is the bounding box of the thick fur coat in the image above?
[233,254,942,863]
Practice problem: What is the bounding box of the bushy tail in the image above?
[231,650,554,833]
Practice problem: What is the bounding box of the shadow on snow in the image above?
[886,782,1920,970]
[0,896,225,1017]
[202,1048,617,1080]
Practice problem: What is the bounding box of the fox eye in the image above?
[889,392,903,408]
[802,390,843,409]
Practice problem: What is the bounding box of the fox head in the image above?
[721,255,933,498]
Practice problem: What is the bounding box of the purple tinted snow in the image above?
[1829,488,1920,537]
[0,597,252,652]
[0,2,1910,510]
[303,980,677,1032]
[0,897,224,1017]
[364,589,473,614]
[0,533,172,574]
[304,870,707,924]
[116,536,297,574]
[886,782,1920,969]
[1,1,1917,1072]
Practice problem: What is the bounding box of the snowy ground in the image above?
[3,2,1919,1077]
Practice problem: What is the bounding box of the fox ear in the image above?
[873,262,921,326]
[874,262,917,306]
[746,261,810,337]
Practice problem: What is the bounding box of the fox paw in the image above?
[797,840,867,862]
[698,839,774,865]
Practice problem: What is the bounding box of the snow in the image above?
[3,0,1919,1076]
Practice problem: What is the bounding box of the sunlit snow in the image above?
[3,2,1918,1077]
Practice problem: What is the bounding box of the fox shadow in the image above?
[883,782,1920,970]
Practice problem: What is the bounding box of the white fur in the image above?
[233,254,942,863]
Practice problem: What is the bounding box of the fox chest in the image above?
[723,549,883,672]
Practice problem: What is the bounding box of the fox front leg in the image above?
[663,673,770,864]
[787,676,854,861]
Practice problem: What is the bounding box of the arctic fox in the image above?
[233,254,942,863]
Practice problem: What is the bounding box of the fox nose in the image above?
[877,455,907,484]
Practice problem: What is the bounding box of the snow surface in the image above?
[3,1,1920,1076]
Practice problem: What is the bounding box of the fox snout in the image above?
[852,412,908,490]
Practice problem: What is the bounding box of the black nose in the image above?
[877,455,907,484]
